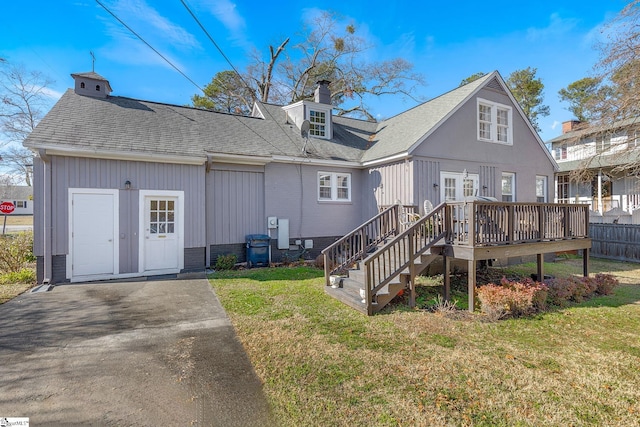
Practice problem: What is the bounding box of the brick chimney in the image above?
[562,120,582,134]
[314,80,331,105]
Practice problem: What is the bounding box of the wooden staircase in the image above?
[322,203,447,315]
[325,250,441,314]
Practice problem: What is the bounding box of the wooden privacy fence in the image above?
[590,223,640,263]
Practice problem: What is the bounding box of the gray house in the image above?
[24,70,556,285]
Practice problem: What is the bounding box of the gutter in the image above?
[38,148,53,288]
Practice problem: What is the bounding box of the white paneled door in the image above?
[69,190,118,278]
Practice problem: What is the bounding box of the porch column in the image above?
[598,171,603,214]
[468,259,476,312]
[536,254,544,282]
[583,248,590,277]
[443,255,451,301]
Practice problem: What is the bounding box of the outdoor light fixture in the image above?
[482,185,488,190]
[433,183,439,188]
[125,180,131,190]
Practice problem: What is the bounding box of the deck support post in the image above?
[468,259,476,312]
[536,253,544,282]
[583,248,590,277]
[443,255,451,301]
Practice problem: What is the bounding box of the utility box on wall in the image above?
[277,218,289,249]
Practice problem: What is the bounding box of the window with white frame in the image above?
[309,110,326,137]
[477,98,512,144]
[536,176,547,203]
[502,172,515,202]
[318,172,351,202]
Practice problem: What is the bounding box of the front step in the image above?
[325,249,441,315]
[324,276,405,315]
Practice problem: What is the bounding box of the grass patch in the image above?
[0,282,32,303]
[210,260,640,426]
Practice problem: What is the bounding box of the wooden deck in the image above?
[322,201,592,315]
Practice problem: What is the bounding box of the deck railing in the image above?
[446,201,590,246]
[363,203,447,311]
[321,204,399,283]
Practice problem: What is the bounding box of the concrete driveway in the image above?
[0,277,273,426]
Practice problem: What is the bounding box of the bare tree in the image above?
[195,11,425,121]
[0,62,52,185]
[592,0,640,125]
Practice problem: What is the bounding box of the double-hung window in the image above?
[309,110,326,137]
[477,98,512,144]
[502,172,515,202]
[318,172,351,202]
[536,176,547,203]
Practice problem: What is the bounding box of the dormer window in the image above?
[309,110,326,137]
[80,82,85,89]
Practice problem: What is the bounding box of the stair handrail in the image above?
[362,202,447,309]
[321,204,399,283]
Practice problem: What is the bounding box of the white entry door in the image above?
[69,190,118,278]
[141,192,183,273]
[440,172,479,201]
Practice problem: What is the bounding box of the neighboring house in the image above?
[24,70,556,285]
[548,119,640,222]
[0,185,33,215]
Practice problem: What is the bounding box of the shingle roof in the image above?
[25,71,510,166]
[25,90,313,161]
[361,73,496,163]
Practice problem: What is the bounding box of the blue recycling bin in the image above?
[246,234,271,268]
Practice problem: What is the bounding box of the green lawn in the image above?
[210,260,640,426]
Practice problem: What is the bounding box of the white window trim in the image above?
[318,171,351,202]
[477,98,513,145]
[536,175,548,203]
[502,172,516,202]
[440,171,479,201]
[306,103,332,140]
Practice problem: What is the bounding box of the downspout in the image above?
[38,148,52,284]
[205,154,212,268]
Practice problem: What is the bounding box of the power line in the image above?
[95,0,205,93]
[180,0,307,155]
[96,0,304,158]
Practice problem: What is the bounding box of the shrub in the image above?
[546,277,576,307]
[477,284,509,321]
[0,268,36,285]
[0,232,34,274]
[545,274,618,306]
[215,253,237,270]
[594,273,618,295]
[478,278,548,320]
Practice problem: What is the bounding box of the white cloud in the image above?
[110,0,200,49]
[526,13,579,42]
[209,0,245,33]
[551,120,560,130]
[41,87,64,100]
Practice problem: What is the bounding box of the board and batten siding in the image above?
[367,161,414,208]
[207,164,265,245]
[412,159,440,211]
[43,156,205,256]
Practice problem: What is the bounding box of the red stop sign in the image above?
[0,201,15,214]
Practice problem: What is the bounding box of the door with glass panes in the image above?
[143,196,179,272]
[440,172,479,201]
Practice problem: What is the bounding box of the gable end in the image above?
[486,77,506,94]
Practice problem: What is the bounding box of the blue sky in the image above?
[0,0,629,142]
